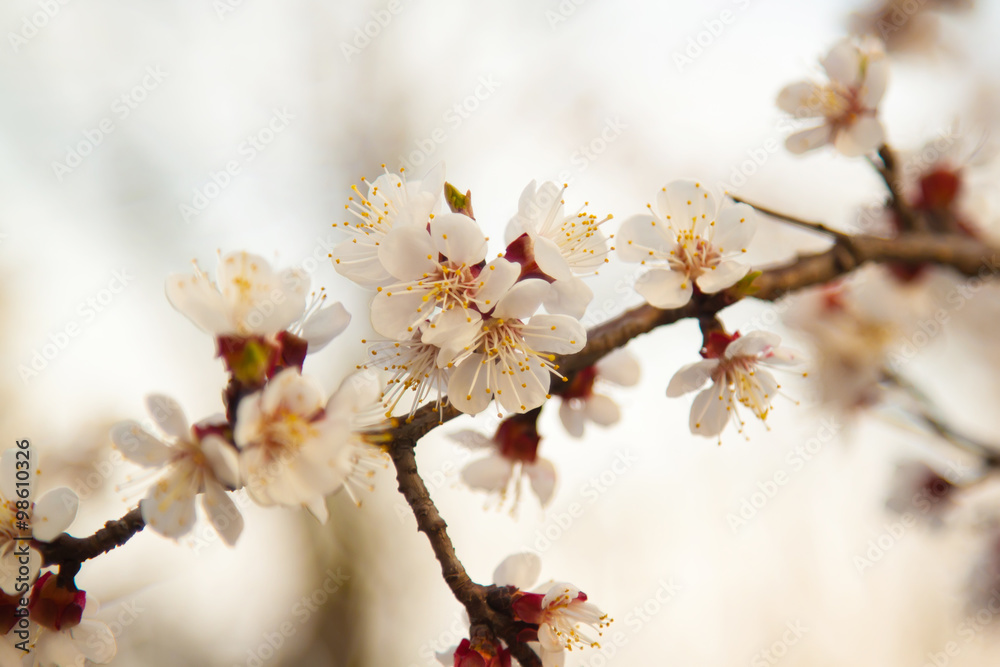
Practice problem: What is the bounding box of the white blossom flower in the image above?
[166,251,350,352]
[558,348,641,438]
[617,180,756,308]
[361,332,453,420]
[505,180,612,318]
[235,368,385,521]
[777,36,889,157]
[0,452,78,596]
[493,552,610,667]
[22,573,116,667]
[370,212,519,342]
[332,163,445,288]
[110,396,243,545]
[667,331,802,438]
[450,416,556,509]
[448,280,586,416]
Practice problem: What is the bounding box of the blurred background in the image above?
[3,0,1000,664]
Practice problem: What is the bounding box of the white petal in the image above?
[533,236,572,281]
[140,471,198,539]
[526,458,557,506]
[712,204,756,255]
[762,346,804,367]
[263,368,325,416]
[559,400,585,438]
[304,496,330,524]
[726,331,781,358]
[786,124,834,154]
[145,395,189,440]
[493,279,549,320]
[585,394,621,426]
[776,81,823,117]
[834,116,884,157]
[449,354,492,415]
[201,480,244,546]
[201,435,241,489]
[861,54,889,108]
[422,307,481,365]
[695,260,750,293]
[616,213,671,263]
[110,421,174,467]
[521,315,586,355]
[0,450,21,501]
[0,548,38,595]
[430,214,487,266]
[595,349,641,387]
[475,257,520,310]
[379,225,438,280]
[164,271,230,334]
[690,382,732,437]
[543,278,593,318]
[370,288,431,340]
[32,487,78,542]
[667,359,717,397]
[821,38,861,86]
[72,619,117,663]
[493,551,542,589]
[460,455,513,493]
[332,236,392,289]
[634,268,694,309]
[659,180,715,230]
[301,301,351,352]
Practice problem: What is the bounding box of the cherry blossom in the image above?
[493,552,610,667]
[437,638,512,667]
[332,163,445,289]
[667,330,802,438]
[505,180,612,318]
[0,451,78,597]
[166,250,350,352]
[777,36,889,157]
[448,280,586,416]
[361,332,453,420]
[558,348,641,438]
[110,395,243,545]
[450,410,556,509]
[24,573,116,666]
[235,368,386,522]
[617,180,756,308]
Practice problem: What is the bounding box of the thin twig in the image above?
[872,144,922,232]
[729,194,850,240]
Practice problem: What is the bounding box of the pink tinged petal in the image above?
[72,619,117,663]
[690,382,733,437]
[449,354,492,415]
[667,359,718,397]
[786,124,834,154]
[821,38,862,86]
[144,394,189,440]
[0,450,22,501]
[430,213,487,265]
[493,552,542,589]
[0,548,39,595]
[461,455,514,494]
[476,257,520,308]
[533,236,572,281]
[264,368,326,416]
[695,260,750,293]
[659,180,715,228]
[526,458,557,506]
[712,204,757,255]
[370,288,431,339]
[540,641,566,667]
[380,225,438,279]
[634,268,694,309]
[762,347,804,367]
[447,430,492,450]
[332,237,392,289]
[303,496,330,524]
[726,331,782,358]
[616,214,672,263]
[164,272,230,334]
[141,470,198,539]
[32,487,79,542]
[201,435,240,488]
[301,301,351,352]
[776,81,824,118]
[834,116,884,157]
[543,278,593,319]
[860,55,889,108]
[201,480,244,546]
[110,421,174,467]
[595,349,641,387]
[585,394,621,426]
[493,279,550,320]
[559,400,585,438]
[522,315,586,354]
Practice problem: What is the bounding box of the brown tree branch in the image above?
[873,144,921,232]
[37,507,144,568]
